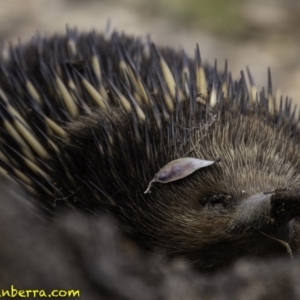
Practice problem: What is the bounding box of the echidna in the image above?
[1,27,300,273]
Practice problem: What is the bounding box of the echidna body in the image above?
[1,28,300,272]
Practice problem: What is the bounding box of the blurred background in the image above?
[0,0,299,104]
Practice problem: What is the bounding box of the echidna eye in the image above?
[200,194,233,208]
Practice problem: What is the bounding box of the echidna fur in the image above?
[1,27,300,273]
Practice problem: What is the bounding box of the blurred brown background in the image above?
[0,0,299,104]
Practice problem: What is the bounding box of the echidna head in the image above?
[139,110,300,272]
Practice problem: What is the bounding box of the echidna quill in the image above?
[0,27,300,273]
